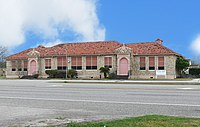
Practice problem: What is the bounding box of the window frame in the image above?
[11,61,16,72]
[149,57,155,71]
[104,56,112,68]
[158,56,165,70]
[86,56,97,70]
[57,56,67,70]
[71,56,82,70]
[45,59,51,70]
[140,57,146,70]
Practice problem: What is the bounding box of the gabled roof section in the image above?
[126,42,179,55]
[5,48,33,60]
[57,41,122,55]
[5,40,180,60]
[5,41,122,60]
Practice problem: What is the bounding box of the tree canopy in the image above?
[0,46,7,68]
[176,56,189,70]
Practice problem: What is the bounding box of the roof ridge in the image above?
[127,42,155,45]
[53,40,120,47]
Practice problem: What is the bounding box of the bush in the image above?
[33,74,39,79]
[108,72,117,79]
[67,69,78,79]
[20,74,39,79]
[21,75,34,79]
[189,68,200,75]
[45,70,66,78]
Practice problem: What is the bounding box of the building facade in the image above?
[5,39,180,79]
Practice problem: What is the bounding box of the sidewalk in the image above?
[60,79,200,85]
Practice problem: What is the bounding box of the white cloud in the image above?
[191,35,200,55]
[37,39,62,48]
[0,0,105,48]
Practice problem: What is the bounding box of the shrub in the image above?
[99,66,110,78]
[21,75,34,79]
[33,74,39,79]
[67,69,78,79]
[108,72,117,79]
[189,68,200,75]
[20,74,39,79]
[45,70,66,78]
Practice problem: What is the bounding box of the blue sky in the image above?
[0,0,200,59]
[98,0,200,59]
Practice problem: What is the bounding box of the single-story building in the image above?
[5,39,180,79]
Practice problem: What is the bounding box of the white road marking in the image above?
[49,85,63,87]
[178,88,194,90]
[0,96,199,107]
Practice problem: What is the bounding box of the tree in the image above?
[0,46,7,68]
[99,66,110,78]
[176,56,189,77]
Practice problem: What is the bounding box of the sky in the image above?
[0,0,200,60]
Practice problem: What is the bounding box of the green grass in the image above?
[67,115,200,127]
[0,76,5,79]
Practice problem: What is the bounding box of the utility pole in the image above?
[66,49,68,79]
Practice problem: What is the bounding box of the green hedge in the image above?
[45,69,78,79]
[189,68,200,75]
[45,70,66,78]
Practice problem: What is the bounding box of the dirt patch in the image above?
[23,118,85,127]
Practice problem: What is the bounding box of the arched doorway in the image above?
[30,60,36,75]
[119,58,128,75]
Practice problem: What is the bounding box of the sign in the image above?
[156,70,166,76]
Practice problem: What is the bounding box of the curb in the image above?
[51,80,200,85]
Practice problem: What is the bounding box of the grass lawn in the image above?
[67,115,200,127]
[0,76,5,79]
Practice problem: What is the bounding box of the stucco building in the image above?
[5,39,180,79]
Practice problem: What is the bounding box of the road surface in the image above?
[0,80,199,126]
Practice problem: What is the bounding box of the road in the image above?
[0,80,200,126]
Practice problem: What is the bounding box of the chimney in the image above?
[155,38,163,45]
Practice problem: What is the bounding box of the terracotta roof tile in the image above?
[5,41,179,60]
[5,48,32,60]
[127,42,178,55]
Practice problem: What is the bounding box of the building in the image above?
[5,39,180,79]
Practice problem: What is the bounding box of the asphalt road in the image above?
[0,80,200,126]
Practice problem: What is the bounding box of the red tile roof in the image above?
[5,40,179,60]
[127,42,178,55]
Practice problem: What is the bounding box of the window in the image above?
[11,61,16,71]
[149,57,155,70]
[140,57,146,70]
[57,56,67,70]
[45,59,51,69]
[86,56,97,70]
[23,60,28,71]
[158,56,164,70]
[104,57,112,68]
[71,56,82,70]
[17,61,22,71]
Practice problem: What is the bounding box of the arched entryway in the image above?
[119,58,128,75]
[30,60,36,75]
